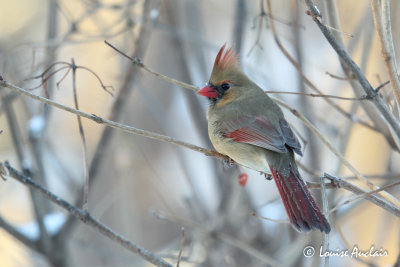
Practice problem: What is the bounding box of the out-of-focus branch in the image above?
[304,0,400,147]
[0,80,228,162]
[264,0,381,136]
[266,90,368,101]
[371,0,400,109]
[324,0,398,151]
[70,59,90,211]
[104,40,199,92]
[0,215,38,251]
[320,174,330,267]
[0,161,173,267]
[88,0,154,188]
[154,210,281,266]
[232,0,246,54]
[324,173,400,217]
[4,70,400,216]
[104,39,382,139]
[274,97,400,209]
[176,227,184,267]
[1,93,53,256]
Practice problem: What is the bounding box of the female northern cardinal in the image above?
[198,44,330,233]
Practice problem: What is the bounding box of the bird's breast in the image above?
[208,119,270,173]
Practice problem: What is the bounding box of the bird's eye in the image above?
[221,83,230,91]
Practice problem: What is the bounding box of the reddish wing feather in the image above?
[221,116,287,153]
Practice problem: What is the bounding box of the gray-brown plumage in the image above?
[198,45,330,233]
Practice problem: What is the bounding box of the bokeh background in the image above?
[0,0,399,266]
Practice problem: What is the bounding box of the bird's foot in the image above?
[223,157,236,167]
[261,172,272,180]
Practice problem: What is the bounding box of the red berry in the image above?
[238,173,249,187]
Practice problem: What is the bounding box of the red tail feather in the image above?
[270,167,331,233]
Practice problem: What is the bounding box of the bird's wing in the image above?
[278,119,302,156]
[221,115,302,155]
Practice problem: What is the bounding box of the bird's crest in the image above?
[214,44,239,71]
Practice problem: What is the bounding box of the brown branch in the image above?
[320,175,330,266]
[330,179,400,214]
[85,0,154,215]
[247,0,266,56]
[265,90,367,101]
[5,77,400,216]
[1,93,53,255]
[371,0,400,109]
[323,0,398,151]
[0,80,229,162]
[104,40,199,92]
[274,97,400,209]
[265,0,380,134]
[70,58,90,211]
[304,0,400,146]
[325,71,354,81]
[0,161,173,267]
[324,173,400,217]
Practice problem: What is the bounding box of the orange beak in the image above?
[198,86,218,99]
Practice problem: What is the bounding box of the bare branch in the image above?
[273,97,400,209]
[324,173,400,218]
[70,58,90,211]
[0,80,228,162]
[320,175,330,267]
[0,161,173,267]
[265,0,380,135]
[371,0,400,108]
[266,90,367,101]
[304,0,400,147]
[176,227,184,267]
[104,40,199,92]
[251,211,289,224]
[0,215,38,251]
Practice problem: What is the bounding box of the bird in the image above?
[198,44,330,233]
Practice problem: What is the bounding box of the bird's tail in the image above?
[269,166,331,233]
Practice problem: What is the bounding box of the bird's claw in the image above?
[222,157,236,168]
[261,172,272,180]
[224,157,235,165]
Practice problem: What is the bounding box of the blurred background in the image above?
[0,0,399,266]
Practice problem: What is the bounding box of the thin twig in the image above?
[247,0,266,56]
[265,0,379,133]
[1,94,53,254]
[325,71,353,81]
[104,40,199,92]
[273,97,400,209]
[0,80,229,162]
[371,0,400,109]
[325,173,400,217]
[4,78,400,218]
[71,59,90,211]
[375,80,391,93]
[176,227,184,267]
[323,0,397,151]
[265,90,367,101]
[320,176,330,267]
[0,161,173,267]
[251,211,289,224]
[85,0,154,215]
[305,0,400,146]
